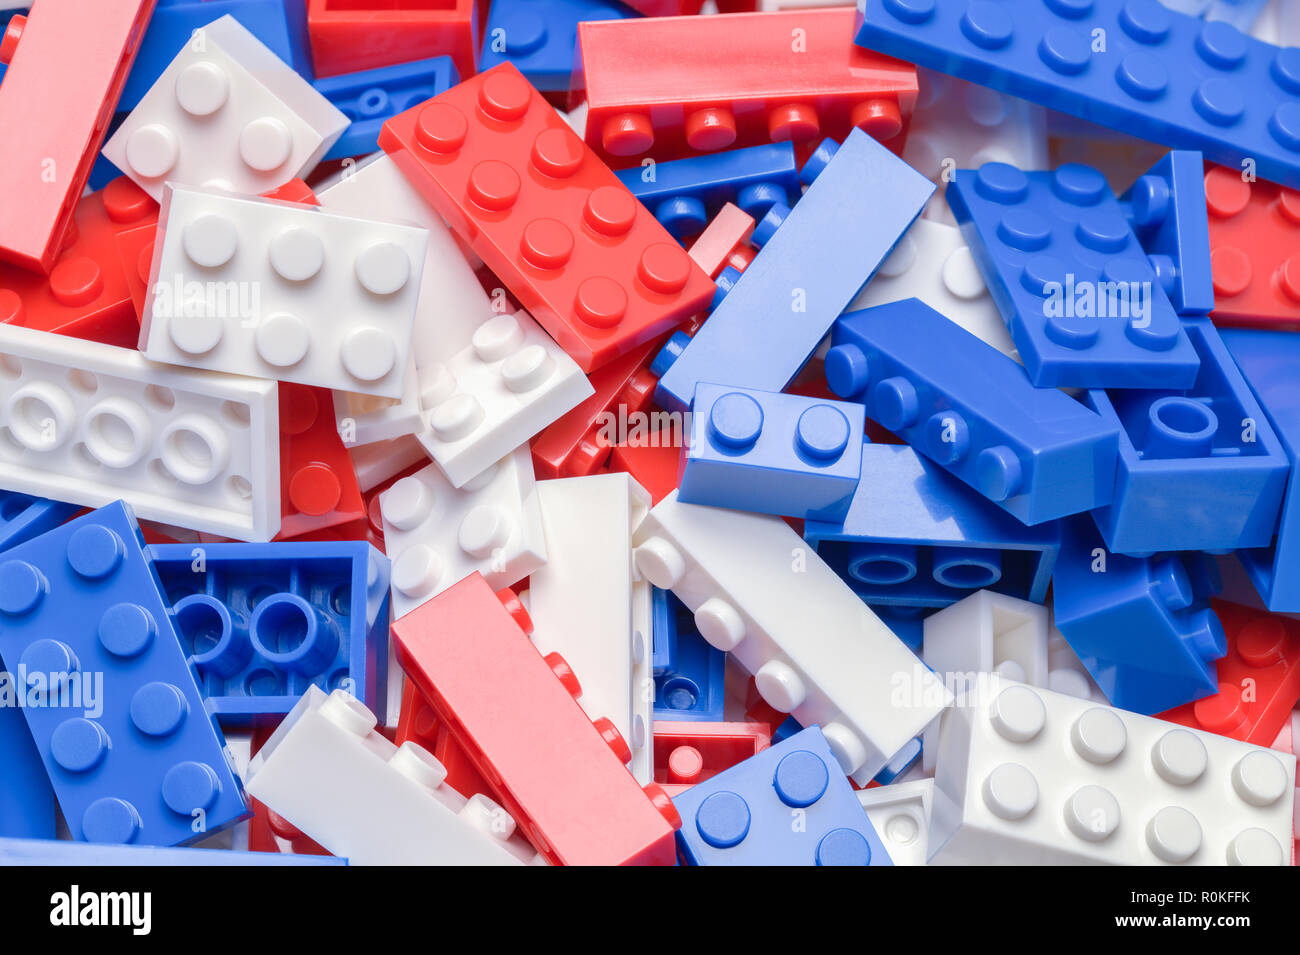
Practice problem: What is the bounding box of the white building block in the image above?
[631,491,951,785]
[379,445,547,620]
[857,778,935,866]
[348,434,428,493]
[245,686,541,865]
[557,101,589,139]
[929,676,1295,865]
[527,474,654,784]
[1278,0,1300,45]
[414,310,594,488]
[333,356,424,448]
[141,184,427,399]
[0,323,279,540]
[102,14,346,201]
[1046,613,1107,703]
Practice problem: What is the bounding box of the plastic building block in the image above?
[870,604,928,651]
[1086,318,1288,555]
[1204,163,1300,329]
[804,443,1060,607]
[618,0,703,13]
[141,184,427,399]
[633,490,951,785]
[148,540,390,725]
[333,365,424,450]
[577,9,918,166]
[655,617,727,722]
[379,447,547,619]
[480,0,639,92]
[277,383,367,540]
[654,129,934,412]
[614,143,801,239]
[672,726,894,866]
[856,0,1300,191]
[1052,514,1226,714]
[872,735,922,783]
[856,778,934,866]
[393,680,495,801]
[653,721,771,798]
[947,162,1201,389]
[414,310,594,487]
[686,203,757,281]
[1120,150,1215,316]
[1158,600,1300,744]
[527,473,654,782]
[0,837,346,865]
[392,573,682,866]
[0,698,55,839]
[307,0,482,82]
[380,64,716,373]
[827,299,1120,525]
[678,383,865,522]
[651,587,675,676]
[929,676,1295,865]
[1046,615,1108,703]
[0,323,280,542]
[607,435,681,505]
[0,0,154,273]
[0,502,248,844]
[350,436,428,494]
[314,57,460,161]
[0,492,78,555]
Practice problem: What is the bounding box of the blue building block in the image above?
[1052,514,1225,714]
[870,603,931,651]
[672,726,893,866]
[314,56,459,161]
[654,600,725,722]
[1086,319,1288,555]
[826,298,1120,525]
[481,0,639,91]
[0,702,55,839]
[653,129,934,413]
[148,542,391,726]
[0,502,248,846]
[946,162,1201,389]
[615,142,801,238]
[770,715,802,745]
[1222,328,1300,612]
[855,0,1300,191]
[651,587,676,677]
[678,383,865,522]
[0,837,347,865]
[1120,150,1215,316]
[805,443,1060,607]
[0,491,78,554]
[872,735,921,784]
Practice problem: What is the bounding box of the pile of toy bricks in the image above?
[2,0,1300,867]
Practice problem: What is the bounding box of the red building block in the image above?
[619,0,704,15]
[0,1,155,272]
[576,9,917,168]
[276,383,366,541]
[653,721,771,797]
[393,680,495,801]
[687,202,756,280]
[606,436,680,505]
[1206,164,1300,330]
[391,573,680,865]
[307,0,483,81]
[380,63,715,372]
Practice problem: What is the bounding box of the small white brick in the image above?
[857,778,935,866]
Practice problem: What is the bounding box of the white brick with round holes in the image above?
[140,184,427,398]
[102,14,346,201]
[245,686,542,865]
[414,310,593,488]
[631,490,951,786]
[929,676,1296,865]
[0,323,279,541]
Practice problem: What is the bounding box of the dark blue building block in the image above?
[672,726,893,866]
[148,541,391,726]
[827,298,1120,525]
[654,129,933,413]
[856,0,1300,191]
[0,491,78,554]
[1052,515,1226,714]
[314,56,459,161]
[0,703,55,839]
[1222,328,1300,612]
[615,142,801,238]
[947,162,1201,389]
[480,0,639,91]
[0,837,346,865]
[678,383,865,522]
[0,502,248,845]
[654,598,725,722]
[870,603,931,652]
[1120,150,1215,316]
[805,443,1059,608]
[1086,318,1288,555]
[872,735,921,785]
[651,587,676,677]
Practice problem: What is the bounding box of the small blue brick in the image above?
[805,443,1060,607]
[947,162,1201,389]
[654,601,725,722]
[615,142,801,238]
[0,837,346,865]
[827,297,1120,525]
[0,491,78,554]
[481,0,639,91]
[651,587,677,677]
[1087,318,1288,555]
[0,502,248,845]
[1052,514,1226,714]
[0,703,56,839]
[672,726,893,866]
[314,57,459,161]
[678,383,865,522]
